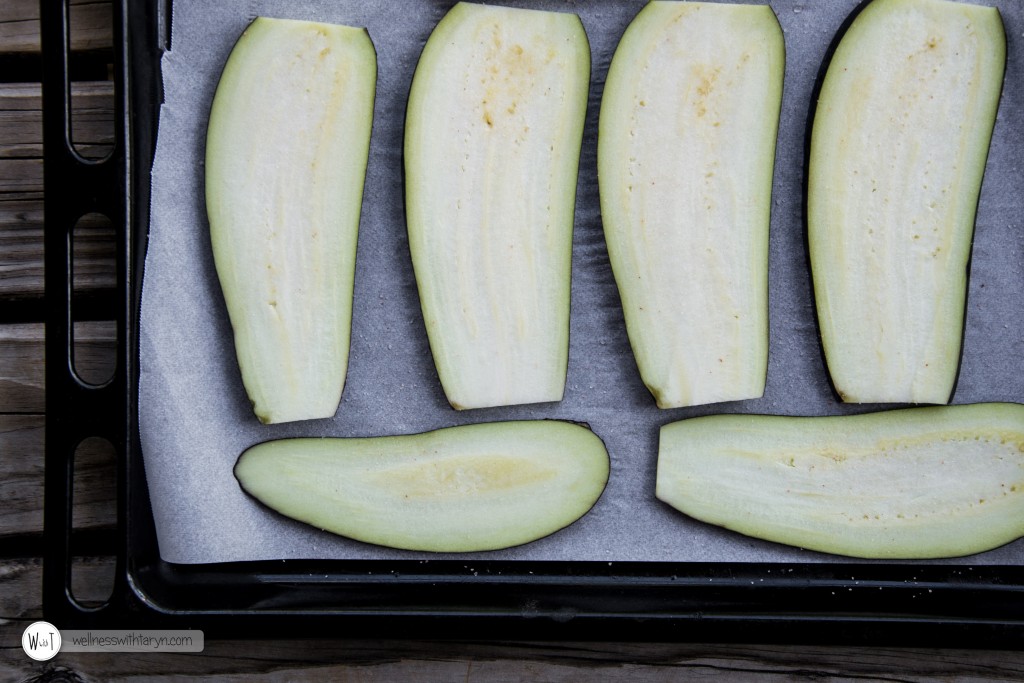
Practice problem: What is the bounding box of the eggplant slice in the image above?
[657,403,1024,559]
[235,420,610,552]
[598,1,784,409]
[405,3,590,410]
[206,18,377,424]
[808,0,1005,404]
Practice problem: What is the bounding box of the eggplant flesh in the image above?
[404,3,590,410]
[598,1,784,409]
[808,0,1005,404]
[206,18,377,424]
[234,420,610,552]
[657,403,1024,559]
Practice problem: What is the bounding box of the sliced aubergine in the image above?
[206,18,377,424]
[656,403,1024,559]
[808,0,1005,404]
[234,420,610,552]
[598,2,784,409]
[404,3,590,410]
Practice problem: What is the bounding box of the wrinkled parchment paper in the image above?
[140,0,1024,564]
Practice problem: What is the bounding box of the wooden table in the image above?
[2,2,1023,679]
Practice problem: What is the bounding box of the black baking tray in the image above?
[41,0,1024,645]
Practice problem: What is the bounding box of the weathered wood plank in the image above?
[0,414,116,537]
[0,557,113,626]
[0,415,44,535]
[0,81,117,299]
[0,201,44,298]
[0,202,117,298]
[71,432,117,534]
[0,0,113,54]
[0,157,40,192]
[71,320,118,385]
[0,324,44,411]
[0,82,115,159]
[0,322,116,413]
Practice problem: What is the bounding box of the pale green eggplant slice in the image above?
[808,0,1005,404]
[404,3,590,410]
[206,18,376,424]
[598,2,784,409]
[656,403,1024,559]
[234,421,609,552]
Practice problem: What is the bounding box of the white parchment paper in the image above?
[140,0,1024,564]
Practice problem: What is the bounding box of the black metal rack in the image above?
[40,0,1024,646]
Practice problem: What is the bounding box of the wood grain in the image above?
[0,0,113,54]
[0,157,39,192]
[0,324,44,411]
[0,323,116,413]
[0,415,44,534]
[0,415,116,537]
[0,82,117,299]
[0,203,117,299]
[0,82,116,159]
